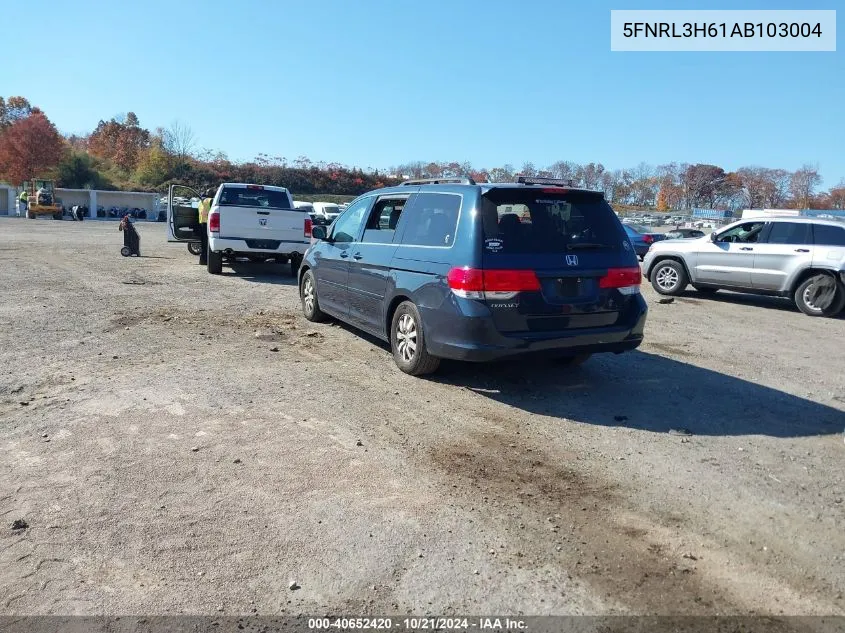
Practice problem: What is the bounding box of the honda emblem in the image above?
[566,254,578,266]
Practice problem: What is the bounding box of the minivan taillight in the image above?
[208,211,220,233]
[447,267,540,300]
[599,267,642,295]
[304,217,312,238]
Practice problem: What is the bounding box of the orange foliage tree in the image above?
[0,110,65,185]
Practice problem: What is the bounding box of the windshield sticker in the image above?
[485,238,504,252]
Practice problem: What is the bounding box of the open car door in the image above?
[167,184,202,242]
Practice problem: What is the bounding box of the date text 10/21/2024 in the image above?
[307,618,527,630]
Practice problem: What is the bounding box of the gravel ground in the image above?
[0,218,843,617]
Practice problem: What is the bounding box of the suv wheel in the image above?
[794,274,845,317]
[651,260,687,295]
[300,270,326,322]
[390,301,440,376]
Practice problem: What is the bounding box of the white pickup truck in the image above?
[167,183,312,275]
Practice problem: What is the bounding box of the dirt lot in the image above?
[0,218,843,617]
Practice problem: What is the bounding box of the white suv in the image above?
[642,217,845,317]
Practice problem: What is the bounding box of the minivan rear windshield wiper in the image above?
[566,242,612,250]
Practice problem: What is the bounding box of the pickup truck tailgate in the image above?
[219,206,306,249]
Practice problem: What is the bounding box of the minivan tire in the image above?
[390,301,440,376]
[207,250,223,275]
[300,270,326,322]
[650,260,687,296]
[794,274,845,317]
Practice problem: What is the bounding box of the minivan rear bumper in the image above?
[422,294,647,362]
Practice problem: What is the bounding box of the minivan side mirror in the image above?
[710,232,718,242]
[312,225,328,241]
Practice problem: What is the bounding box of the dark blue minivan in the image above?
[298,177,647,375]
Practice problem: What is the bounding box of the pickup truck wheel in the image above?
[794,274,845,317]
[650,260,687,296]
[390,301,440,376]
[207,250,223,275]
[289,254,302,277]
[187,242,201,256]
[301,270,326,322]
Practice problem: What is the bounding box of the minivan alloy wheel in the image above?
[655,265,679,291]
[396,313,417,362]
[303,277,315,314]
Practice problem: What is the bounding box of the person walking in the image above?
[18,189,28,216]
[196,188,214,266]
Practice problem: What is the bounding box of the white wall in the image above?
[0,186,11,214]
[55,189,159,219]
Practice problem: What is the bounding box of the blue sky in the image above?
[2,0,843,186]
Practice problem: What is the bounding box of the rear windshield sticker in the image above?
[485,238,504,252]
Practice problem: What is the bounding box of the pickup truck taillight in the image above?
[304,217,312,238]
[208,211,220,233]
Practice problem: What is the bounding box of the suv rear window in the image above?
[480,189,624,254]
[814,223,845,246]
[218,187,291,209]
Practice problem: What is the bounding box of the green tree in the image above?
[135,145,171,186]
[56,151,107,189]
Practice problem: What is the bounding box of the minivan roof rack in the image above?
[400,177,476,186]
[516,176,576,187]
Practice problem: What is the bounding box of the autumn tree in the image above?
[162,121,196,164]
[656,188,669,211]
[828,182,845,209]
[0,96,33,130]
[0,111,65,184]
[88,112,150,171]
[789,164,822,209]
[682,164,729,209]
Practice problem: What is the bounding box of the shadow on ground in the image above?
[227,261,298,286]
[431,350,843,438]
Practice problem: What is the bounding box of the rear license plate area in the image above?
[244,239,280,250]
[557,278,583,296]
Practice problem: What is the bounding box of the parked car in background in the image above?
[293,201,315,215]
[624,224,668,259]
[664,228,705,239]
[642,217,845,317]
[299,177,647,375]
[311,202,341,222]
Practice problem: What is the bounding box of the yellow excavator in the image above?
[24,179,63,220]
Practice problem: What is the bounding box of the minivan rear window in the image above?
[218,187,292,209]
[480,189,624,254]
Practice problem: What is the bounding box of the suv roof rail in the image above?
[400,177,476,186]
[516,176,577,187]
